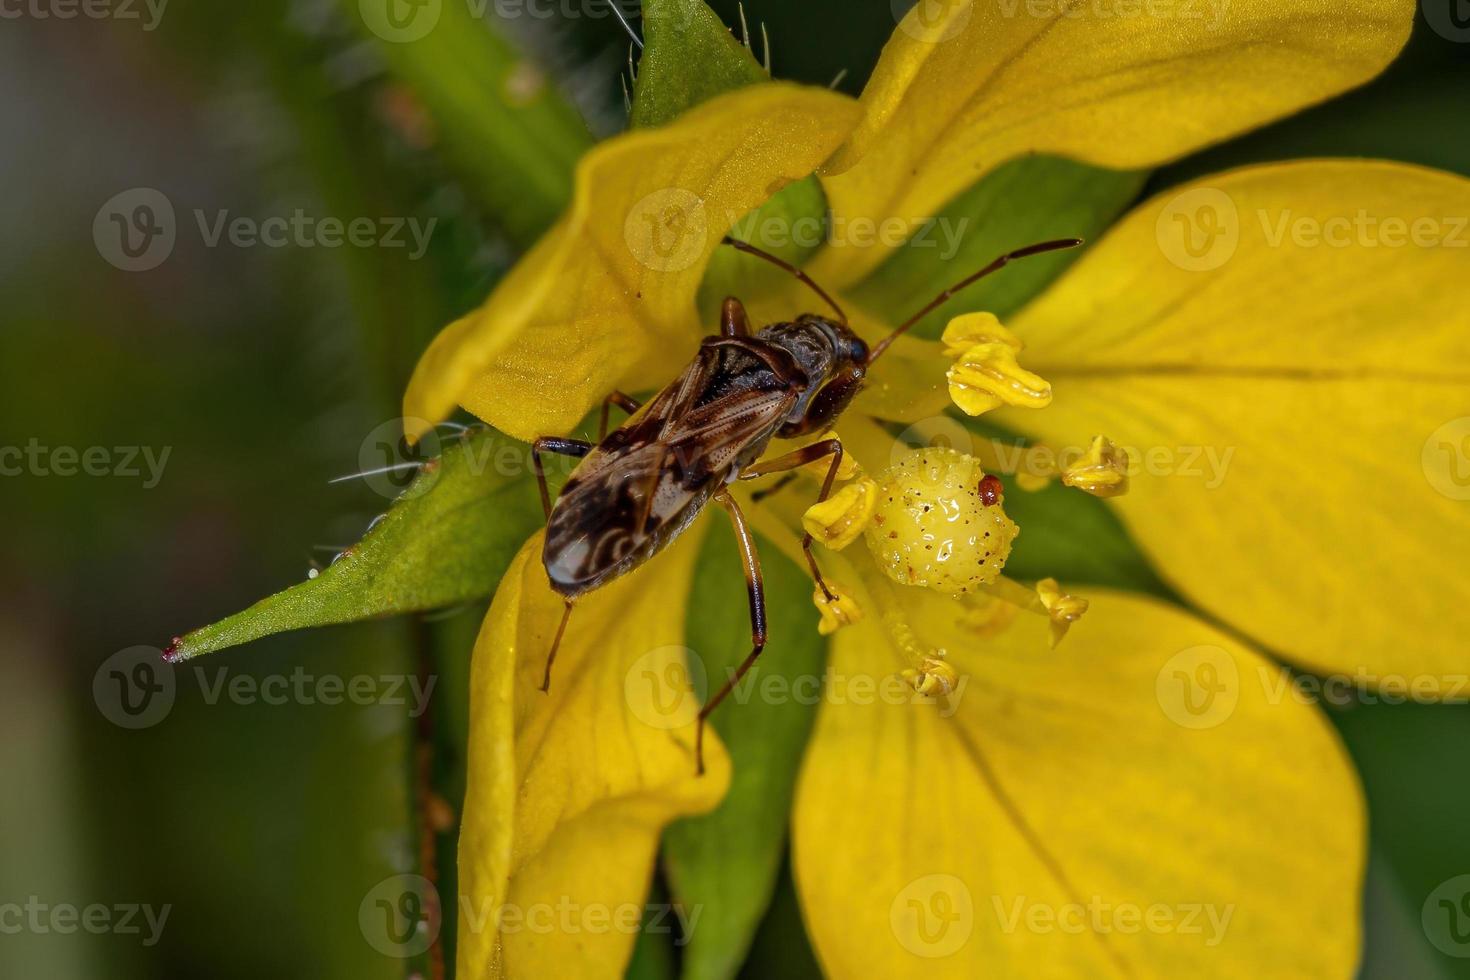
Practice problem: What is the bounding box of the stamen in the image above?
[1036,577,1089,648]
[1061,435,1130,498]
[940,312,1023,359]
[940,313,1052,417]
[947,343,1053,416]
[903,655,959,697]
[802,478,878,550]
[813,582,863,635]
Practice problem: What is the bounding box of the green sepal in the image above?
[632,0,768,129]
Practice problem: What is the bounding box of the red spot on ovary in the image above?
[978,474,1003,507]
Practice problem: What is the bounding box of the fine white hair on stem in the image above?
[327,461,421,485]
[608,0,643,50]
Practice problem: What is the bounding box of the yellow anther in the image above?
[940,312,1023,359]
[801,431,862,481]
[946,342,1053,417]
[813,583,863,636]
[803,478,878,550]
[1061,435,1130,498]
[1036,577,1089,648]
[902,656,959,697]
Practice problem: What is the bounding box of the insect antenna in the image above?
[720,235,846,324]
[865,237,1084,365]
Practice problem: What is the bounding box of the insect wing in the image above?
[544,344,795,592]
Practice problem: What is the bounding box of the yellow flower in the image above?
[402,2,1470,977]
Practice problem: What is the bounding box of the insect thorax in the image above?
[755,314,868,425]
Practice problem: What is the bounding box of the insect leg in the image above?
[531,437,592,519]
[720,296,751,338]
[540,599,574,693]
[720,236,846,324]
[597,391,642,440]
[697,491,769,776]
[739,439,843,600]
[750,472,797,503]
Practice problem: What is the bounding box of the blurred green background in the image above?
[0,1,1467,976]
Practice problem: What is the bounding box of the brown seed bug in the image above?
[530,234,1083,773]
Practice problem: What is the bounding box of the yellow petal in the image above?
[794,582,1363,978]
[458,530,728,978]
[404,83,861,442]
[1006,160,1470,685]
[812,0,1413,284]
